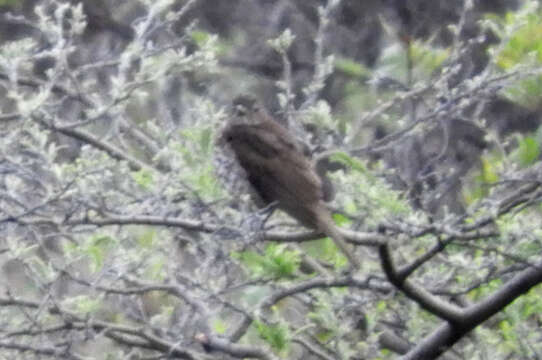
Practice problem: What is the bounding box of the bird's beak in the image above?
[234,104,247,117]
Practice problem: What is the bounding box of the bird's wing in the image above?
[223,123,324,206]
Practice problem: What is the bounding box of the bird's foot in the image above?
[238,202,278,246]
[257,201,279,227]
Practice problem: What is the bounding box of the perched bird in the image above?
[70,0,134,41]
[217,95,360,270]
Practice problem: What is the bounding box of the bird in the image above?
[217,95,360,270]
[70,0,135,41]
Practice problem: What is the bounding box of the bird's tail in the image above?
[316,208,360,270]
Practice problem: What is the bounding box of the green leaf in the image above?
[514,135,540,167]
[480,156,499,184]
[331,212,350,226]
[237,244,300,279]
[0,0,18,7]
[468,278,502,300]
[213,319,228,335]
[524,302,542,319]
[132,169,154,189]
[61,295,103,315]
[191,31,211,46]
[491,7,542,106]
[87,245,105,273]
[409,40,449,77]
[329,152,368,174]
[463,153,501,203]
[255,321,290,353]
[85,235,116,273]
[496,13,542,69]
[334,57,370,78]
[177,126,224,201]
[499,320,517,342]
[190,30,229,56]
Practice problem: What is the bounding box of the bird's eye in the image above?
[235,104,247,116]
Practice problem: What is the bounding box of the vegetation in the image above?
[1,0,542,359]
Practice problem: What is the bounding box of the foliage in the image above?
[236,244,301,279]
[255,320,291,353]
[1,1,542,360]
[489,1,542,107]
[512,135,541,167]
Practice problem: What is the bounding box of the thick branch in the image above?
[400,261,542,359]
[379,243,465,322]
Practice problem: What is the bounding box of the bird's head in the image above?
[230,95,263,124]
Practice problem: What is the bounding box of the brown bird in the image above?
[218,95,360,270]
[70,0,134,41]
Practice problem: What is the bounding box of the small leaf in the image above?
[255,321,290,353]
[132,169,154,189]
[334,57,370,78]
[86,235,116,273]
[61,295,103,315]
[213,319,228,335]
[480,156,499,184]
[237,244,300,279]
[514,136,540,167]
[332,212,350,226]
[191,30,211,46]
[329,152,368,174]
